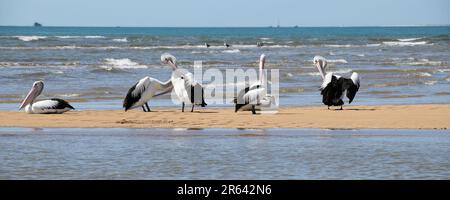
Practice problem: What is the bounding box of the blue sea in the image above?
[0,26,449,110]
[0,128,449,179]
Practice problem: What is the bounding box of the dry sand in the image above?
[0,104,449,129]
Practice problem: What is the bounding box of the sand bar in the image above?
[0,104,449,129]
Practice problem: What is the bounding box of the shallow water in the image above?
[0,26,449,110]
[0,128,448,179]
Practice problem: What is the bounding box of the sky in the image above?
[0,0,449,27]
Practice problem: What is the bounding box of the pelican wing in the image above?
[31,99,74,114]
[342,78,359,104]
[123,77,150,111]
[320,73,334,90]
[243,88,265,105]
[152,79,173,97]
[321,75,342,106]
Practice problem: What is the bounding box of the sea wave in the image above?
[101,58,147,69]
[327,59,348,64]
[436,69,450,73]
[417,72,432,77]
[56,93,81,98]
[395,58,445,66]
[222,49,241,53]
[15,36,48,41]
[55,35,106,39]
[424,81,437,85]
[112,38,128,42]
[397,37,422,42]
[0,61,79,68]
[323,44,355,48]
[382,41,430,46]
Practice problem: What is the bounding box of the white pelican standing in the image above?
[234,54,275,114]
[314,56,360,110]
[161,53,207,112]
[123,76,173,112]
[19,81,74,114]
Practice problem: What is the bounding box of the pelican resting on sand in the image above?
[19,81,74,114]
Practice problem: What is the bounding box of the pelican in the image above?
[314,56,360,110]
[161,53,207,112]
[234,54,275,114]
[123,76,173,112]
[224,42,230,48]
[19,81,74,114]
[205,43,210,48]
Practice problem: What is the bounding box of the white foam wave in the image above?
[57,93,80,98]
[15,36,47,41]
[56,35,105,39]
[222,49,241,53]
[417,72,432,77]
[424,81,437,85]
[436,69,450,73]
[112,38,127,42]
[102,58,147,69]
[404,59,443,66]
[84,36,105,39]
[327,59,348,64]
[323,44,354,48]
[366,44,381,47]
[398,37,422,42]
[382,41,429,46]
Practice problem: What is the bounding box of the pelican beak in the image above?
[168,60,177,70]
[19,85,39,110]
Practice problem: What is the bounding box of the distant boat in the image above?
[34,22,42,27]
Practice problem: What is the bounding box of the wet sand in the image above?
[0,104,449,129]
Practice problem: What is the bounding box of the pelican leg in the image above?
[145,103,151,112]
[251,105,256,114]
[191,104,195,112]
[340,105,343,110]
[142,106,147,112]
[328,106,330,110]
[182,102,185,112]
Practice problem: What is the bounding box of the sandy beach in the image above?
[0,104,449,129]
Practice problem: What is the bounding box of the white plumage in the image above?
[161,53,207,112]
[234,54,275,114]
[24,100,72,114]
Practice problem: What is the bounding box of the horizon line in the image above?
[1,24,450,28]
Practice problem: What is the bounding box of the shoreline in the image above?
[0,104,449,130]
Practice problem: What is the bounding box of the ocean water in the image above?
[0,26,449,110]
[0,128,449,179]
